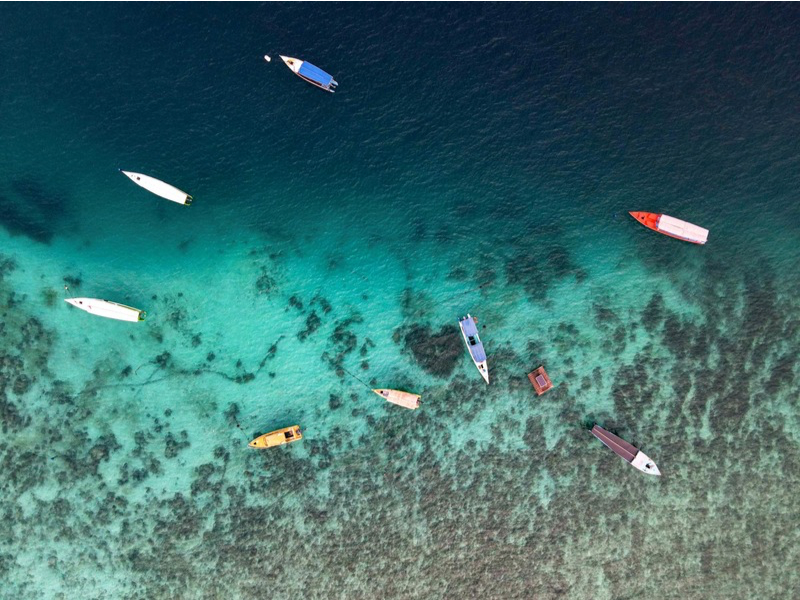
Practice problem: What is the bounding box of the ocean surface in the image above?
[1,3,799,599]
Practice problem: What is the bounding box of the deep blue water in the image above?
[1,4,799,599]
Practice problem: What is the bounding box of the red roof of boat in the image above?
[591,425,638,463]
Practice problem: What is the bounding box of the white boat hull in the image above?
[474,360,489,384]
[120,170,192,205]
[65,298,145,322]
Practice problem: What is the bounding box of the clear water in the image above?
[1,4,799,598]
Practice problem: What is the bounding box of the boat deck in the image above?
[657,214,709,244]
[298,61,335,88]
[459,316,486,362]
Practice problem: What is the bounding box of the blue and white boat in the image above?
[458,314,489,384]
[280,55,338,92]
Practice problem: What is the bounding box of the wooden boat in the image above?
[591,425,661,476]
[280,55,338,92]
[120,170,193,205]
[372,388,420,410]
[64,298,145,322]
[249,425,302,449]
[528,366,553,395]
[629,211,708,244]
[458,314,489,384]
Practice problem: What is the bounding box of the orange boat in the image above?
[629,211,709,245]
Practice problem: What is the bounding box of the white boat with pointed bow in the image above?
[64,298,145,322]
[120,170,192,205]
[458,314,489,384]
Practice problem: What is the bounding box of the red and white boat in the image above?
[629,212,708,245]
[591,425,661,476]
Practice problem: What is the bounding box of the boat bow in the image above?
[631,451,661,476]
[279,55,301,73]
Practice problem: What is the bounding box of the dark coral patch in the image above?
[398,323,463,378]
[312,295,332,314]
[256,270,276,296]
[41,288,59,307]
[164,431,190,459]
[298,311,321,341]
[321,315,364,376]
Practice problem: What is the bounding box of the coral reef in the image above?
[1,244,799,600]
[396,323,463,378]
[322,314,364,376]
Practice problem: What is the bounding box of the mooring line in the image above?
[340,364,373,392]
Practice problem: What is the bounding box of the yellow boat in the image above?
[372,389,420,410]
[248,425,302,449]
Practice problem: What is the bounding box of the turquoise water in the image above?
[2,4,799,598]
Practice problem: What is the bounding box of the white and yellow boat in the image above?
[64,297,145,322]
[248,425,302,449]
[372,389,420,410]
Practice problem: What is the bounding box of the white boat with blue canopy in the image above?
[459,314,489,384]
[280,55,338,92]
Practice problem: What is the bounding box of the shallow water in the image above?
[1,4,799,599]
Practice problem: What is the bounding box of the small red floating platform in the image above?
[528,366,553,396]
